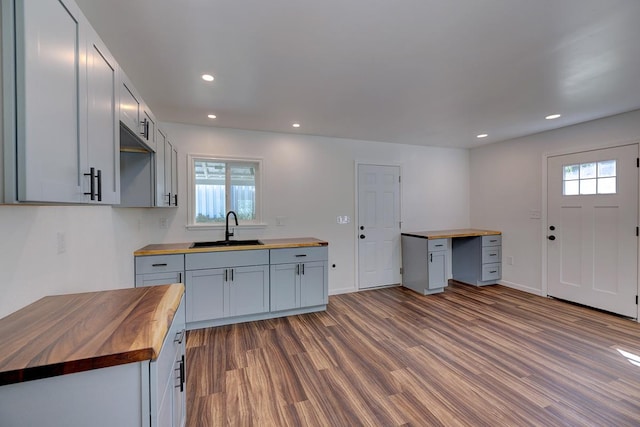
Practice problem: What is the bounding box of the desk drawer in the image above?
[482,235,501,247]
[482,246,501,264]
[428,239,447,251]
[482,263,501,281]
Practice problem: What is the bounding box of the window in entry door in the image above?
[563,160,616,196]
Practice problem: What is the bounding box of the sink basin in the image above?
[190,239,263,248]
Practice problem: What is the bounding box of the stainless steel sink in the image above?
[190,239,263,248]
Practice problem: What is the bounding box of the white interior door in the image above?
[357,164,401,289]
[547,144,638,317]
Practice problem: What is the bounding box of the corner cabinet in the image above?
[270,247,328,311]
[3,0,119,204]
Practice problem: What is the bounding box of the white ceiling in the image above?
[75,0,640,149]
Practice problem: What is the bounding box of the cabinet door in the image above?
[163,139,172,205]
[270,263,299,311]
[15,0,86,202]
[185,268,225,322]
[120,80,140,137]
[170,143,179,207]
[136,271,183,287]
[142,109,156,151]
[172,352,186,427]
[86,29,119,204]
[428,251,447,289]
[300,261,327,307]
[228,265,269,317]
[155,129,167,206]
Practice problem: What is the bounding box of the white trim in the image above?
[354,161,403,291]
[329,286,358,296]
[498,280,545,297]
[186,153,264,227]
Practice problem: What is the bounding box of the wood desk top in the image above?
[401,228,502,239]
[0,284,184,386]
[134,237,328,256]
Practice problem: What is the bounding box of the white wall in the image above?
[469,109,640,295]
[156,123,471,294]
[0,123,470,318]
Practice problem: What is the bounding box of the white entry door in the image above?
[547,144,638,317]
[357,164,401,289]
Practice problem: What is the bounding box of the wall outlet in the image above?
[275,216,287,226]
[507,256,514,266]
[159,217,168,229]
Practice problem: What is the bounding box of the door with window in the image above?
[357,164,401,289]
[547,144,638,317]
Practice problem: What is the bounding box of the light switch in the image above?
[337,216,351,224]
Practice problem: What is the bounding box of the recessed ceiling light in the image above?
[545,114,561,120]
[207,114,217,119]
[476,134,488,138]
[202,74,214,82]
[292,123,301,128]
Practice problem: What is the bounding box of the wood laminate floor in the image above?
[185,282,640,426]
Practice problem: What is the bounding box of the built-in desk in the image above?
[401,229,502,295]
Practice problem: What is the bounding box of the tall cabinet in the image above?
[4,0,119,204]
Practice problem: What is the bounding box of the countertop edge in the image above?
[134,239,329,256]
[401,229,502,240]
[0,284,184,387]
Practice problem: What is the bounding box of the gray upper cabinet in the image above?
[155,129,178,208]
[86,27,120,204]
[119,77,141,143]
[3,0,119,204]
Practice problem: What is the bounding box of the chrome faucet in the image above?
[225,211,238,241]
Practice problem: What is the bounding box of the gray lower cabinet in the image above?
[270,246,328,311]
[135,245,329,329]
[0,295,186,427]
[401,236,449,295]
[135,254,185,288]
[452,235,502,286]
[184,250,270,326]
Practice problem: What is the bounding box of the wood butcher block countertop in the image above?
[0,284,184,386]
[401,228,502,239]
[134,237,328,256]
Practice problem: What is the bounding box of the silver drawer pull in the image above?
[295,254,307,257]
[489,270,497,274]
[435,244,444,247]
[490,240,497,243]
[152,263,168,267]
[174,330,185,344]
[490,254,497,256]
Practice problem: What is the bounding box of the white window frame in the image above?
[186,154,265,230]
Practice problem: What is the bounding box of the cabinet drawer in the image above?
[482,235,502,247]
[186,249,269,270]
[481,263,502,281]
[136,255,184,274]
[427,239,447,251]
[482,246,502,264]
[270,246,328,264]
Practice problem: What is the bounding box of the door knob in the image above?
[360,234,365,239]
[548,235,556,240]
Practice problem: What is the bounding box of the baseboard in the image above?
[329,286,357,296]
[498,279,545,296]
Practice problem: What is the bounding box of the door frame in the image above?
[541,141,640,321]
[354,161,403,291]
